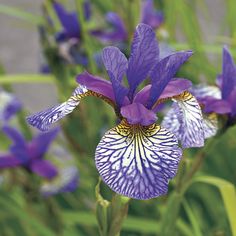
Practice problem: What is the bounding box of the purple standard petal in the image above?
[41,166,79,196]
[95,120,182,200]
[227,87,236,116]
[30,159,58,179]
[127,24,159,100]
[0,154,24,168]
[147,51,193,109]
[141,0,164,29]
[53,2,80,39]
[29,128,60,159]
[222,46,236,100]
[102,47,128,106]
[162,92,204,148]
[27,85,88,131]
[121,103,157,126]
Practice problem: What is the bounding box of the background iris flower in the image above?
[27,24,205,200]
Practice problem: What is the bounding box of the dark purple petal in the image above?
[202,97,231,114]
[222,46,236,99]
[95,121,182,199]
[121,103,157,126]
[102,47,128,106]
[127,24,159,100]
[76,71,116,101]
[29,128,60,159]
[91,12,127,42]
[27,85,88,131]
[84,0,91,21]
[141,0,164,29]
[30,159,58,179]
[147,51,193,109]
[133,78,192,106]
[162,92,204,148]
[0,154,24,168]
[53,2,80,39]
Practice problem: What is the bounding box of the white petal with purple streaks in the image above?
[27,85,88,131]
[95,120,182,200]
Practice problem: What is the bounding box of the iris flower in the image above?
[27,24,204,200]
[190,46,236,132]
[91,0,163,43]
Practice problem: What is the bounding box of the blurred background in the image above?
[0,0,236,236]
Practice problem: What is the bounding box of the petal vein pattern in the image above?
[27,85,88,131]
[95,120,182,200]
[202,113,218,139]
[162,92,204,148]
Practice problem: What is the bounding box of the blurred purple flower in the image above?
[27,24,204,200]
[0,126,59,179]
[192,46,236,126]
[0,91,21,122]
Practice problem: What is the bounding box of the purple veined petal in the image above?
[202,113,218,139]
[141,0,164,29]
[53,2,80,39]
[102,47,128,106]
[146,51,193,109]
[202,97,231,114]
[222,46,236,100]
[27,85,88,131]
[133,78,192,106]
[121,103,157,126]
[190,84,221,100]
[30,159,58,179]
[95,120,182,200]
[41,166,79,196]
[0,154,24,168]
[0,91,22,121]
[162,92,204,148]
[127,23,159,100]
[29,128,60,159]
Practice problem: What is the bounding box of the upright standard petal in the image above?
[102,47,128,106]
[162,92,204,148]
[27,85,88,131]
[95,120,182,200]
[222,46,236,100]
[53,2,80,39]
[127,24,159,100]
[147,51,193,109]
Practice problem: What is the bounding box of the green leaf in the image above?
[193,176,236,236]
[0,74,55,84]
[0,4,45,25]
[183,199,203,236]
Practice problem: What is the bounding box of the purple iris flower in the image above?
[27,24,205,200]
[140,0,164,29]
[91,0,163,44]
[191,46,236,129]
[0,91,22,122]
[0,126,59,180]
